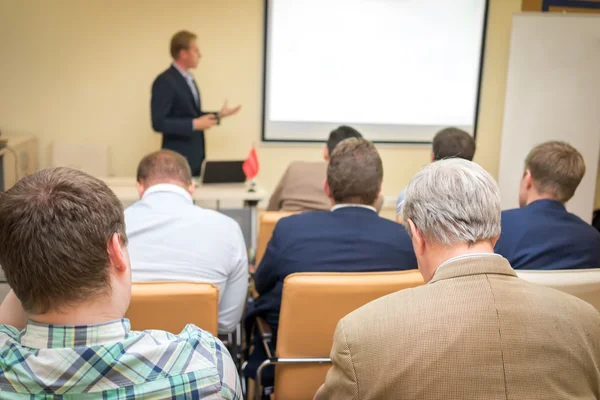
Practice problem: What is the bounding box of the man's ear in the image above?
[323,146,330,161]
[107,233,128,272]
[523,169,534,189]
[187,180,196,196]
[407,219,425,256]
[324,179,332,198]
[136,182,145,198]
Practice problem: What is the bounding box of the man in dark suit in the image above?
[495,141,600,270]
[151,30,241,176]
[244,138,418,389]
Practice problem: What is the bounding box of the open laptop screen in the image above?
[201,160,246,184]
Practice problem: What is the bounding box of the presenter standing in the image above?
[151,30,241,176]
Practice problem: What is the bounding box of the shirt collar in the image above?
[172,62,192,81]
[435,253,503,275]
[331,204,377,212]
[20,319,131,349]
[143,183,193,203]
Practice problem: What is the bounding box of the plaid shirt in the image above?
[0,319,241,399]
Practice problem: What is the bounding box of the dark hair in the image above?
[593,209,600,233]
[327,125,363,156]
[432,127,476,161]
[170,30,197,59]
[525,141,585,203]
[327,138,383,205]
[136,150,192,186]
[0,168,127,314]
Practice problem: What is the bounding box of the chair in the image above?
[255,270,424,400]
[516,269,600,310]
[255,212,296,265]
[125,282,219,336]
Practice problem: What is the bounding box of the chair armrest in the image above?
[256,316,273,341]
[256,316,274,359]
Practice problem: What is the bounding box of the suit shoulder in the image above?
[500,207,524,221]
[276,211,329,228]
[284,161,327,177]
[341,284,426,328]
[152,67,176,85]
[376,215,405,228]
[568,212,600,237]
[374,216,411,236]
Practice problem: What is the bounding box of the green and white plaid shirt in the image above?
[0,319,242,399]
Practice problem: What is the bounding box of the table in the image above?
[99,177,267,249]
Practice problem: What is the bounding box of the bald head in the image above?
[136,150,193,192]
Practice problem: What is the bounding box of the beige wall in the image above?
[1,0,596,206]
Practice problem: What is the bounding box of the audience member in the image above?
[495,141,600,269]
[125,150,249,334]
[316,158,600,400]
[0,168,241,398]
[593,209,600,233]
[396,127,475,222]
[267,125,383,212]
[246,138,418,389]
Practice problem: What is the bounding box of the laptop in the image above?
[200,160,246,184]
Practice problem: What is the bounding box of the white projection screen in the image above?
[262,0,489,143]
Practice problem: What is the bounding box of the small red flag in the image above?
[242,147,259,180]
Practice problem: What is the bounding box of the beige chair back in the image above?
[256,212,296,265]
[125,282,219,336]
[516,269,600,310]
[275,270,424,399]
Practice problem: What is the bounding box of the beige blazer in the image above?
[267,161,330,212]
[267,161,384,213]
[316,255,600,400]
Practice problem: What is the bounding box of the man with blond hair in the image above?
[151,30,241,175]
[316,159,600,400]
[495,141,600,269]
[0,168,241,398]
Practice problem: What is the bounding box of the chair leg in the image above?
[246,378,255,400]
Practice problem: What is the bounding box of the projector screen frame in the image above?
[260,0,490,145]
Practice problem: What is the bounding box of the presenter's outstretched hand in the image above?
[218,100,242,118]
[193,114,218,131]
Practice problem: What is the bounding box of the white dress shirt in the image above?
[125,184,249,334]
[331,204,377,212]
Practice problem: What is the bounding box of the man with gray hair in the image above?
[316,159,600,400]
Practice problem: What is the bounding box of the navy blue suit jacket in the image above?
[495,199,600,270]
[150,66,215,175]
[248,207,418,334]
